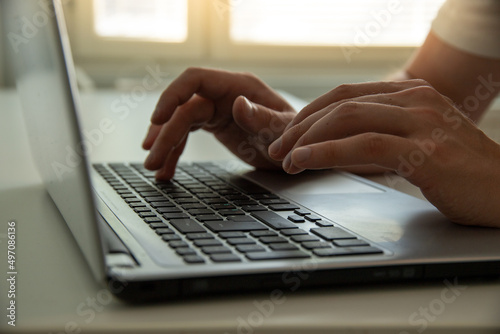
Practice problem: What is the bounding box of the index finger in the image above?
[151,67,291,125]
[287,79,431,131]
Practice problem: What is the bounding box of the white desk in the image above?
[1,89,500,334]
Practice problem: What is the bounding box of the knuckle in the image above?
[361,133,388,158]
[183,66,202,76]
[332,101,359,120]
[286,123,305,140]
[330,83,355,99]
[399,85,443,105]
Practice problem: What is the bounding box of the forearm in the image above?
[394,31,500,122]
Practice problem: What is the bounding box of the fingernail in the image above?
[242,96,254,118]
[293,147,311,163]
[269,137,282,156]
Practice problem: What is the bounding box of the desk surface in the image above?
[1,89,500,334]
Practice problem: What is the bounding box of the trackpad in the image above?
[245,169,384,195]
[284,171,383,194]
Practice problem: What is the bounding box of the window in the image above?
[67,0,446,63]
[230,0,446,46]
[68,0,205,59]
[94,0,188,42]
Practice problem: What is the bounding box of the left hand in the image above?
[268,79,500,227]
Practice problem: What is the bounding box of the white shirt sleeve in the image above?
[431,0,500,59]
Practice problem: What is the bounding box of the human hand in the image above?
[143,67,296,179]
[268,80,500,227]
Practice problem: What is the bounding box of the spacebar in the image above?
[246,250,310,261]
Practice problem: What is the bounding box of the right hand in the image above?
[142,67,297,179]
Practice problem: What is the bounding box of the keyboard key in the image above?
[305,215,322,222]
[311,227,357,240]
[168,241,189,248]
[259,236,288,244]
[233,200,259,206]
[316,221,334,227]
[269,243,299,251]
[144,196,170,203]
[204,220,268,232]
[139,191,162,197]
[260,198,289,205]
[222,175,269,194]
[219,209,245,216]
[225,195,250,201]
[196,214,224,222]
[149,223,168,229]
[129,202,146,208]
[163,212,189,219]
[201,246,231,254]
[218,232,246,239]
[203,198,227,204]
[226,216,256,222]
[170,219,207,234]
[251,211,298,230]
[280,229,308,236]
[210,254,241,262]
[186,233,214,240]
[176,247,197,255]
[143,217,162,223]
[188,209,215,216]
[301,241,332,249]
[250,230,277,237]
[269,204,300,211]
[156,207,182,214]
[161,234,181,242]
[134,207,151,213]
[183,255,205,264]
[252,194,279,200]
[236,244,266,253]
[334,239,370,247]
[150,201,175,208]
[124,198,142,203]
[241,205,267,212]
[288,215,305,223]
[170,192,193,199]
[290,235,320,243]
[246,250,310,261]
[155,228,175,235]
[194,239,222,247]
[174,198,199,204]
[294,209,311,216]
[180,203,206,210]
[313,248,352,257]
[138,212,156,218]
[226,237,255,245]
[211,203,236,210]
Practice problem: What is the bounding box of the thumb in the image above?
[232,95,291,137]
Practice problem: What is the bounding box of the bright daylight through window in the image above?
[93,0,188,42]
[230,0,447,46]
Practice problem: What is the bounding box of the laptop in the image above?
[3,0,500,302]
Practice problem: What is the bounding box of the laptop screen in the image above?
[2,0,105,280]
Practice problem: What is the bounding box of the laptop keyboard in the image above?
[93,162,383,264]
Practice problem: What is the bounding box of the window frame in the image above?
[68,0,208,60]
[64,0,430,68]
[208,0,420,64]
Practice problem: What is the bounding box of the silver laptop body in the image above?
[3,0,499,301]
